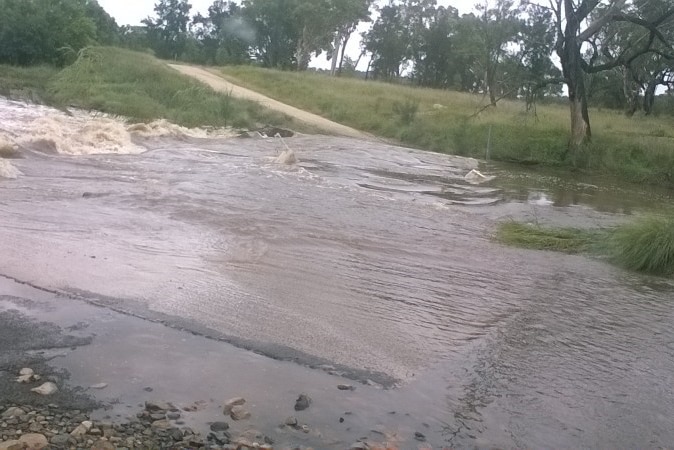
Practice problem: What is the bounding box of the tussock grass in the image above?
[495,221,598,254]
[0,64,59,102]
[496,217,674,277]
[608,216,674,276]
[48,47,294,129]
[220,66,674,186]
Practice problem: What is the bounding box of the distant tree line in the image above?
[1,0,673,149]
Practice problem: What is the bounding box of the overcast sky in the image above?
[98,0,476,27]
[97,0,477,69]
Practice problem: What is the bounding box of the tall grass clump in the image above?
[608,216,674,275]
[0,64,59,102]
[49,47,293,129]
[495,221,598,254]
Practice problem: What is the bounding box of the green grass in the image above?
[496,217,674,276]
[0,64,59,103]
[219,66,674,187]
[495,221,600,254]
[48,47,299,129]
[607,216,674,276]
[0,47,297,130]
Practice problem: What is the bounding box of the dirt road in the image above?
[169,64,372,140]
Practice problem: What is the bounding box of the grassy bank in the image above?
[220,66,674,186]
[0,65,59,103]
[1,48,295,130]
[496,218,674,276]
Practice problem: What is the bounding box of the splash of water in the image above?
[0,159,21,178]
[127,120,236,139]
[18,115,144,155]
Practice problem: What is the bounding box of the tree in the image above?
[516,3,562,103]
[242,0,298,68]
[362,2,410,80]
[85,0,120,45]
[192,0,251,65]
[472,0,522,105]
[329,0,373,76]
[549,0,674,149]
[0,0,96,66]
[143,0,193,60]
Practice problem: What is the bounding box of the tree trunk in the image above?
[643,79,658,115]
[561,0,592,153]
[623,68,640,116]
[337,33,351,76]
[330,32,340,76]
[296,25,310,71]
[365,57,373,80]
[569,98,588,148]
[487,65,497,106]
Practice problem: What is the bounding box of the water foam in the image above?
[0,159,21,179]
[128,120,236,139]
[18,116,145,155]
[0,133,16,152]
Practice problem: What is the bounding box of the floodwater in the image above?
[1,97,674,448]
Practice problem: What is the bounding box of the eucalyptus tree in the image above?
[548,0,674,148]
[143,0,193,60]
[192,0,250,64]
[362,1,410,79]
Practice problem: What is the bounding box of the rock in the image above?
[209,422,229,432]
[70,421,92,436]
[19,368,34,376]
[90,383,108,390]
[414,431,426,442]
[145,401,172,412]
[284,416,298,427]
[31,382,58,396]
[350,442,368,450]
[229,405,251,421]
[207,431,230,445]
[294,394,311,411]
[149,413,166,421]
[90,440,115,450]
[89,428,102,436]
[222,397,246,415]
[337,384,355,391]
[18,433,49,449]
[188,436,205,447]
[50,434,72,446]
[166,412,181,420]
[168,428,183,441]
[301,424,310,433]
[17,374,34,383]
[0,440,22,450]
[231,437,254,448]
[151,419,171,429]
[2,408,25,419]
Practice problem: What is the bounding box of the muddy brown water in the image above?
[1,98,674,448]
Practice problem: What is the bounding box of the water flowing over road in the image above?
[1,98,674,448]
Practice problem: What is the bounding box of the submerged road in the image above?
[1,97,674,447]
